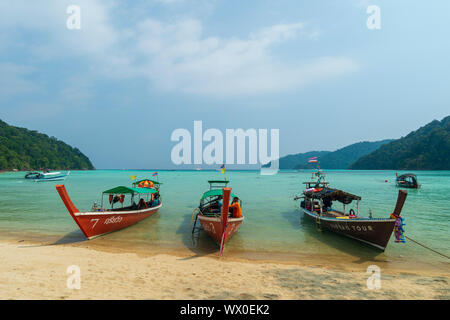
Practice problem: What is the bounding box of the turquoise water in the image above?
[0,170,449,265]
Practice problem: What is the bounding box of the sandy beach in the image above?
[1,239,448,300]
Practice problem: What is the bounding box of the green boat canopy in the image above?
[201,189,237,200]
[103,186,157,195]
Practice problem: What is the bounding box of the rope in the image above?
[405,235,450,260]
[190,208,199,230]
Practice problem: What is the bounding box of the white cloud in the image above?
[0,0,358,97]
[130,20,357,95]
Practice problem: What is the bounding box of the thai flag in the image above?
[152,172,158,176]
[308,157,318,163]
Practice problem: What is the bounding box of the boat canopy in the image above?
[134,179,162,185]
[201,189,237,200]
[103,186,157,195]
[304,187,361,204]
[208,180,229,184]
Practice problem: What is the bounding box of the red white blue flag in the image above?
[152,172,158,176]
[308,157,318,163]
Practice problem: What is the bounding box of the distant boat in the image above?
[191,180,244,256]
[33,171,70,182]
[396,173,419,189]
[55,179,162,239]
[298,169,408,251]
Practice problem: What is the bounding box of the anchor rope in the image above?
[404,235,450,260]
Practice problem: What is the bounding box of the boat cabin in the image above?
[301,187,361,218]
[199,180,241,217]
[98,185,160,212]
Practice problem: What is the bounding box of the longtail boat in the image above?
[56,179,162,239]
[191,180,244,256]
[298,169,407,251]
[396,173,420,189]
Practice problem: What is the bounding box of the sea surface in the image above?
[0,170,449,267]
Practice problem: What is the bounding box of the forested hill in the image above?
[264,140,391,170]
[293,140,393,170]
[350,116,450,170]
[0,119,94,170]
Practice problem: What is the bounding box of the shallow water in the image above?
[0,170,449,267]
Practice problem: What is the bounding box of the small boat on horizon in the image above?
[298,169,407,251]
[396,173,420,189]
[56,179,162,239]
[191,180,244,256]
[25,170,70,181]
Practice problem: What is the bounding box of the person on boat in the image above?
[323,197,332,212]
[349,209,356,218]
[229,197,242,218]
[153,193,160,206]
[138,198,148,209]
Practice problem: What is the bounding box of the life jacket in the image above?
[230,202,242,218]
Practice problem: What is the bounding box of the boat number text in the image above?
[90,216,123,229]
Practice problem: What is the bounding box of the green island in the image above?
[268,116,449,170]
[350,115,450,170]
[0,119,94,171]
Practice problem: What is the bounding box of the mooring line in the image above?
[405,236,450,260]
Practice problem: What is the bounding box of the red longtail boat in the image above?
[56,179,162,239]
[191,180,244,256]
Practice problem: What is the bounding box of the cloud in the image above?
[130,20,357,95]
[0,0,358,97]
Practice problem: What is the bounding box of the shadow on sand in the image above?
[175,212,223,260]
[51,230,87,245]
[17,229,87,249]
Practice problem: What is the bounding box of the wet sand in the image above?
[1,239,448,300]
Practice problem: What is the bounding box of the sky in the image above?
[0,0,449,169]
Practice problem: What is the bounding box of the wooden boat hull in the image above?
[72,206,161,239]
[56,184,161,239]
[198,215,244,245]
[302,208,395,251]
